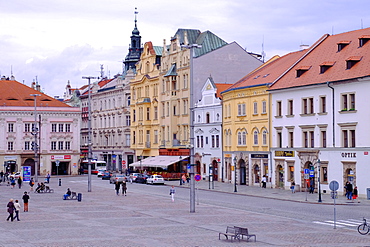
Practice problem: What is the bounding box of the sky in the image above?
[1,0,370,97]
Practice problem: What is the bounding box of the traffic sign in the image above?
[194,174,201,181]
[304,174,309,179]
[329,180,339,191]
[304,169,309,174]
[56,160,60,167]
[122,160,126,165]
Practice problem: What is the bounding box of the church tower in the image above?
[123,8,143,77]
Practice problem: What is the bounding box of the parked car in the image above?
[135,174,149,184]
[97,169,106,177]
[130,173,141,182]
[9,172,21,180]
[110,174,127,184]
[101,172,111,180]
[146,175,164,185]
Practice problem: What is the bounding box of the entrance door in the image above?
[240,160,246,185]
[52,162,69,175]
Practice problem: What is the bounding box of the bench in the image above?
[234,226,256,242]
[65,192,78,200]
[219,226,240,242]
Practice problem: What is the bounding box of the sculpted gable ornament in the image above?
[195,128,204,134]
[209,128,220,134]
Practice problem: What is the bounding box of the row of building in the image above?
[2,15,370,196]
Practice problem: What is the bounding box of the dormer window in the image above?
[296,66,311,78]
[320,62,335,74]
[359,35,370,47]
[337,41,350,52]
[346,56,362,69]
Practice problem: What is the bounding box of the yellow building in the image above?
[130,42,162,158]
[221,52,303,187]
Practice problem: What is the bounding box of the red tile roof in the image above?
[222,50,307,94]
[270,27,370,90]
[0,80,70,107]
[215,83,232,99]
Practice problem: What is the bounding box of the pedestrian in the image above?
[309,179,314,194]
[0,170,3,182]
[121,180,127,196]
[186,174,190,183]
[353,186,360,203]
[22,192,30,212]
[10,177,16,188]
[169,185,176,202]
[115,181,120,195]
[346,181,353,200]
[14,200,21,221]
[261,176,267,188]
[290,181,295,193]
[29,178,35,192]
[6,199,15,221]
[63,188,72,200]
[17,176,22,189]
[182,174,186,185]
[45,172,51,184]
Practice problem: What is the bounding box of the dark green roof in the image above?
[153,46,162,56]
[164,64,177,77]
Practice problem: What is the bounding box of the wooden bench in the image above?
[219,226,240,242]
[234,226,256,242]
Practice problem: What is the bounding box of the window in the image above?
[200,136,204,148]
[58,124,63,132]
[166,102,169,116]
[173,105,176,116]
[262,101,267,114]
[321,130,327,148]
[146,107,150,120]
[206,113,210,123]
[58,141,64,150]
[125,134,131,146]
[262,130,267,145]
[196,136,200,148]
[320,96,326,113]
[216,135,219,148]
[133,110,136,122]
[154,106,158,120]
[253,130,258,145]
[65,141,71,150]
[276,101,282,116]
[25,123,30,132]
[25,141,30,150]
[211,135,215,148]
[237,104,246,116]
[65,124,71,132]
[154,130,158,144]
[302,97,314,114]
[8,142,14,151]
[288,100,293,115]
[302,129,314,148]
[8,123,14,132]
[277,131,282,148]
[341,93,355,111]
[51,141,57,150]
[322,165,328,183]
[126,115,131,126]
[237,131,246,146]
[289,131,294,148]
[342,129,356,148]
[253,102,258,115]
[346,57,361,69]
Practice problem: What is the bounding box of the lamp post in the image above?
[233,156,237,192]
[318,159,322,202]
[82,76,98,192]
[30,94,41,182]
[209,163,213,189]
[181,43,202,213]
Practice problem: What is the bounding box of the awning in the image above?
[129,156,189,169]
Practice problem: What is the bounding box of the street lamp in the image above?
[30,94,41,182]
[318,159,322,202]
[233,156,237,192]
[82,76,98,192]
[181,43,202,213]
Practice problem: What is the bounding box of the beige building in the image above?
[130,42,162,158]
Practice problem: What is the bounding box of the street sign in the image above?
[304,169,309,174]
[329,180,339,191]
[56,160,60,167]
[304,174,309,179]
[122,160,126,165]
[309,170,314,177]
[194,174,201,181]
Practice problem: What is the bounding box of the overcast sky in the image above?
[1,0,370,97]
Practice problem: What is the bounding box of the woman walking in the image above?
[169,186,176,202]
[6,199,15,221]
[115,181,120,195]
[121,181,127,196]
[14,200,21,221]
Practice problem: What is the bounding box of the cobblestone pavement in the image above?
[0,176,369,247]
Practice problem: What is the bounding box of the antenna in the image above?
[100,64,104,79]
[361,19,363,29]
[10,65,13,76]
[134,7,138,27]
[261,35,266,63]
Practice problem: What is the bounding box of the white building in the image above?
[269,28,370,197]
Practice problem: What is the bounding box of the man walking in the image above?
[22,191,30,212]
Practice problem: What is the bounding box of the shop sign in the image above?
[275,151,295,157]
[4,156,17,161]
[251,154,268,159]
[51,155,71,160]
[341,152,356,158]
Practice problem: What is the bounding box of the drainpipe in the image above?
[327,81,335,147]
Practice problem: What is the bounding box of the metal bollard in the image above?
[59,179,62,186]
[77,193,82,202]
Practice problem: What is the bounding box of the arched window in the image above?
[254,130,258,145]
[262,130,267,145]
[198,115,201,122]
[242,131,246,145]
[238,132,242,145]
[216,113,220,121]
[206,113,210,123]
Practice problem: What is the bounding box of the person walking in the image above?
[290,181,296,193]
[353,186,360,203]
[115,181,120,195]
[17,176,22,189]
[10,177,16,188]
[29,178,35,192]
[13,200,21,221]
[6,199,15,221]
[121,181,127,196]
[45,173,51,184]
[169,185,176,202]
[22,192,30,212]
[261,176,267,188]
[346,182,353,200]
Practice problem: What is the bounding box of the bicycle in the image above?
[358,217,370,235]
